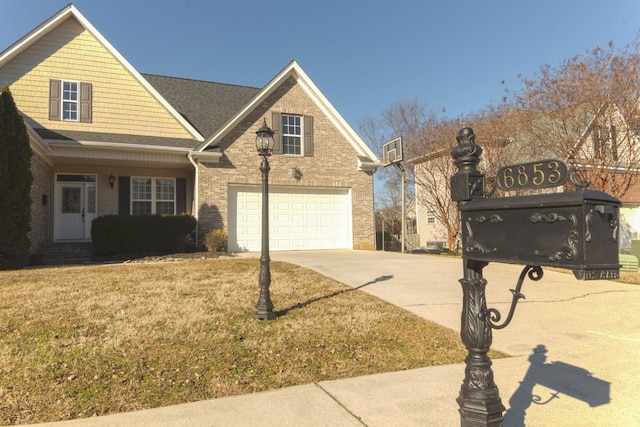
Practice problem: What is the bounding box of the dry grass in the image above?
[617,270,640,285]
[0,258,478,424]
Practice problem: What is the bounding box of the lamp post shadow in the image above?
[504,345,611,426]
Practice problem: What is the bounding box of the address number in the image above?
[496,159,568,191]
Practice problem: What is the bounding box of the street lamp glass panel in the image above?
[255,120,275,153]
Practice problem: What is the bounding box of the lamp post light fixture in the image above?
[254,118,277,320]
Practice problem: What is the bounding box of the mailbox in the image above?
[459,189,621,280]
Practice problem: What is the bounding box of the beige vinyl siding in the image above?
[0,18,193,139]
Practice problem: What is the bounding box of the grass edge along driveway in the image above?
[0,258,503,425]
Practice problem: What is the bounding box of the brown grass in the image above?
[0,258,479,424]
[616,271,640,285]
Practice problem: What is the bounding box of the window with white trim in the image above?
[62,81,79,121]
[282,114,302,155]
[426,210,436,224]
[49,79,92,123]
[131,177,175,215]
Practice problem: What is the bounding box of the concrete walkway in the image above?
[26,250,640,426]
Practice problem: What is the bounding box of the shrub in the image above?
[0,84,32,270]
[202,229,228,253]
[91,214,197,256]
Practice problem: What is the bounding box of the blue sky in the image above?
[1,1,639,148]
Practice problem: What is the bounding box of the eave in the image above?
[45,139,195,168]
[196,60,381,171]
[0,4,204,142]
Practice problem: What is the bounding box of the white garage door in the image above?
[228,186,352,252]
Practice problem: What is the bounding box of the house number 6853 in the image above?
[497,159,568,191]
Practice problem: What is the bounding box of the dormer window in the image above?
[49,79,92,123]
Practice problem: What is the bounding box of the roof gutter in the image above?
[358,158,382,172]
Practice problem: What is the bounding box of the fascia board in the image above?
[25,122,54,166]
[197,61,381,167]
[194,61,300,152]
[0,5,204,142]
[47,139,193,154]
[0,5,74,65]
[292,63,379,162]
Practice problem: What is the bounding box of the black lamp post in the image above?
[254,118,277,320]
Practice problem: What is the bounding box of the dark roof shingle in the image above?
[142,74,261,139]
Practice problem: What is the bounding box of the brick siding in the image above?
[196,77,375,250]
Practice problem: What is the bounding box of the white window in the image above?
[426,210,436,224]
[49,79,92,122]
[131,177,175,215]
[282,114,302,155]
[62,81,79,121]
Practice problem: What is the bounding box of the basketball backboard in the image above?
[382,137,403,165]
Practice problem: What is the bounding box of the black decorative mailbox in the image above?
[460,190,620,280]
[450,127,621,427]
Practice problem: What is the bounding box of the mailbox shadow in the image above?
[504,344,610,426]
[275,274,393,316]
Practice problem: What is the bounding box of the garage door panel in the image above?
[229,187,351,252]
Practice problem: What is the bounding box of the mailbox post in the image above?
[450,127,620,426]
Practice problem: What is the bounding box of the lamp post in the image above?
[254,118,277,320]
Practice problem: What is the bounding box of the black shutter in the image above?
[271,111,282,154]
[49,79,61,121]
[176,178,187,214]
[80,82,92,123]
[118,176,130,216]
[304,115,314,156]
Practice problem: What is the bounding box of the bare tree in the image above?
[360,99,432,208]
[410,108,523,251]
[360,100,436,250]
[410,117,462,251]
[509,38,640,198]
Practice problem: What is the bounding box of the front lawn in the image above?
[0,258,479,424]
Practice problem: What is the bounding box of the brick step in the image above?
[37,243,94,266]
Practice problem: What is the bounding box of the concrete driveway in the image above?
[262,250,640,426]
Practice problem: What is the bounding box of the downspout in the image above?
[187,152,200,248]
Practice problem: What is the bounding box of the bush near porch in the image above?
[91,214,196,256]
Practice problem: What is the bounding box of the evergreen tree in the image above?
[0,83,32,269]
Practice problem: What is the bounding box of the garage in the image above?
[228,186,352,252]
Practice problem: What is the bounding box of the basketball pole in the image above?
[401,164,405,253]
[383,136,406,253]
[393,161,406,253]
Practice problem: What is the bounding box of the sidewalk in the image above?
[25,250,640,426]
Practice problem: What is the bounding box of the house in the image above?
[0,4,380,259]
[412,104,640,253]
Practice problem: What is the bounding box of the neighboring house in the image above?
[0,4,380,257]
[413,105,640,253]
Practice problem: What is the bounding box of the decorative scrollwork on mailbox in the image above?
[529,212,568,224]
[465,217,498,255]
[533,214,578,262]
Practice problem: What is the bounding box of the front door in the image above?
[54,174,97,241]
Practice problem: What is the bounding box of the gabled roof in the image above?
[196,61,380,169]
[142,74,260,139]
[0,4,204,142]
[1,6,378,169]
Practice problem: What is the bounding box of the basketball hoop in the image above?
[382,137,403,166]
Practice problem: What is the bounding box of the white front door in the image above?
[54,175,97,241]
